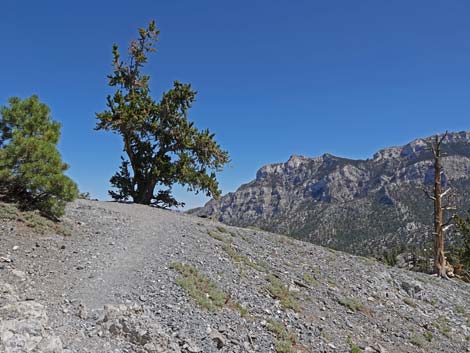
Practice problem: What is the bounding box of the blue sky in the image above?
[1,1,470,208]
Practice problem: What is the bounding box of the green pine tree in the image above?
[0,96,78,218]
[455,213,470,271]
[96,21,229,207]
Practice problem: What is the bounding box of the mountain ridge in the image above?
[190,131,470,256]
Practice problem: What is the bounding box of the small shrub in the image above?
[216,225,228,233]
[207,229,226,242]
[267,320,288,338]
[170,262,227,311]
[0,202,70,235]
[274,339,294,353]
[233,302,249,318]
[267,319,297,353]
[338,297,364,312]
[257,259,270,271]
[222,243,266,272]
[302,272,318,287]
[433,316,451,338]
[266,274,300,312]
[347,336,362,353]
[403,297,417,308]
[410,334,425,348]
[423,331,433,342]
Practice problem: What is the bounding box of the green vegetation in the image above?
[455,304,466,315]
[232,302,249,318]
[215,225,238,238]
[95,21,228,207]
[274,340,294,353]
[302,272,318,287]
[222,243,266,272]
[170,262,227,311]
[0,202,70,235]
[266,274,301,312]
[433,316,451,338]
[0,96,78,218]
[403,297,417,308]
[216,225,228,233]
[347,336,362,353]
[452,213,470,273]
[267,319,297,353]
[338,297,365,312]
[423,331,433,342]
[378,243,433,273]
[267,319,288,338]
[410,334,425,348]
[207,229,227,242]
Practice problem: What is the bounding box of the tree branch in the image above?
[422,187,435,200]
[440,188,451,198]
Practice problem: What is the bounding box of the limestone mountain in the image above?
[190,131,470,256]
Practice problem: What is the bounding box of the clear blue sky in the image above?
[1,1,470,208]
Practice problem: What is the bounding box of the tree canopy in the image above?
[96,20,229,207]
[0,96,78,218]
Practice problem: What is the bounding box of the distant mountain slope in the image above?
[190,131,470,255]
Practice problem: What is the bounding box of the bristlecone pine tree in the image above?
[424,132,455,278]
[96,21,229,207]
[0,96,78,218]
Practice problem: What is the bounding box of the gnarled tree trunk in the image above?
[428,133,453,278]
[432,137,446,277]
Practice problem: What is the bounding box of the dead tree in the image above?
[424,132,455,278]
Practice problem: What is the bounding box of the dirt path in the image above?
[2,200,470,353]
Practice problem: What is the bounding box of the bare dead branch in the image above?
[442,224,454,232]
[440,188,451,198]
[422,187,436,200]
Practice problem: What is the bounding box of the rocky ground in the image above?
[1,200,470,353]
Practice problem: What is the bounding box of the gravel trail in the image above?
[2,199,470,353]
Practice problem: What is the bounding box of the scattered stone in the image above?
[11,269,26,280]
[210,331,226,349]
[139,295,147,302]
[77,303,88,320]
[35,336,63,353]
[1,199,469,353]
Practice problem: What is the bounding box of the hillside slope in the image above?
[1,200,470,352]
[191,131,470,255]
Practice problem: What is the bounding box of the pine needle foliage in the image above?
[0,96,78,218]
[96,21,229,207]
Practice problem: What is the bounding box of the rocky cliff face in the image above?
[190,131,470,255]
